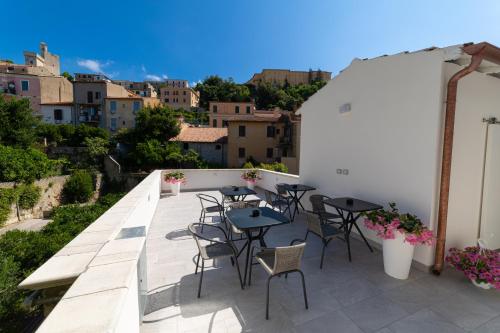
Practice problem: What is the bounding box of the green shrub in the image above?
[16,184,41,210]
[0,188,16,226]
[259,162,289,173]
[62,170,94,203]
[242,162,254,169]
[0,145,60,183]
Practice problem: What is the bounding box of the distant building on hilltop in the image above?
[247,69,331,86]
[159,79,199,110]
[114,80,158,98]
[208,101,256,128]
[0,42,72,117]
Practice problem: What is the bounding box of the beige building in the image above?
[23,42,60,76]
[159,79,199,110]
[247,69,331,86]
[104,96,160,132]
[0,43,72,116]
[226,109,300,173]
[208,101,256,128]
[114,80,158,98]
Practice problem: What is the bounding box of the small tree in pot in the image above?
[364,203,433,279]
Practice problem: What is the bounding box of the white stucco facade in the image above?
[298,47,500,266]
[41,104,73,124]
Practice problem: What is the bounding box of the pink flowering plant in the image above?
[363,203,434,246]
[164,171,186,184]
[241,169,261,183]
[446,246,500,289]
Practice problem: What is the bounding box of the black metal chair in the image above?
[196,193,224,230]
[309,194,342,225]
[264,189,292,220]
[226,200,261,241]
[303,211,341,269]
[188,223,244,298]
[249,242,308,320]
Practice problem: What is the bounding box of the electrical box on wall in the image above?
[339,103,351,114]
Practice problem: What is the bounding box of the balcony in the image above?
[20,169,500,333]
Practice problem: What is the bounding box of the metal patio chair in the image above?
[188,223,244,298]
[303,210,341,269]
[249,242,308,319]
[264,189,292,220]
[226,200,261,240]
[196,193,224,230]
[309,194,342,225]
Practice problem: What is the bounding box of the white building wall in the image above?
[298,50,448,265]
[445,62,500,250]
[41,105,73,124]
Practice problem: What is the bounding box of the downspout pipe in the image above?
[432,45,486,274]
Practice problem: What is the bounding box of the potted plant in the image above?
[364,203,433,279]
[241,169,261,189]
[164,171,186,196]
[446,246,499,290]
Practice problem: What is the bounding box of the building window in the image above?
[276,128,280,134]
[21,80,29,91]
[183,91,186,95]
[95,91,101,100]
[183,143,189,150]
[235,106,240,114]
[266,148,274,158]
[212,105,218,113]
[133,101,140,113]
[238,147,245,158]
[183,98,186,103]
[222,120,228,127]
[239,125,246,137]
[110,118,117,131]
[87,91,93,103]
[215,144,221,150]
[246,106,251,114]
[213,119,217,127]
[267,126,276,137]
[110,101,117,113]
[165,98,169,103]
[165,91,169,95]
[54,109,63,121]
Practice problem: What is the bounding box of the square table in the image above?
[219,186,257,203]
[281,184,316,221]
[226,207,290,285]
[323,197,382,261]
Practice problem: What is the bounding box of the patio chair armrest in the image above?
[189,224,229,244]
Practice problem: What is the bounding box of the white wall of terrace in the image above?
[20,169,299,333]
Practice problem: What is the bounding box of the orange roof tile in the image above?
[171,126,228,143]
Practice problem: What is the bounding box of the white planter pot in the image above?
[246,181,255,190]
[170,182,181,196]
[472,279,492,290]
[382,231,415,280]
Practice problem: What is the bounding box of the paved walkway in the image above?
[0,218,51,235]
[142,190,500,333]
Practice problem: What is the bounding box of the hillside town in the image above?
[1,42,330,174]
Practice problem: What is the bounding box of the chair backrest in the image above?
[305,211,323,237]
[273,242,306,275]
[275,183,288,196]
[196,193,220,210]
[309,194,328,214]
[264,190,275,205]
[227,201,250,210]
[188,223,205,254]
[245,199,261,208]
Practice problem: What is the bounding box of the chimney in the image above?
[40,42,48,57]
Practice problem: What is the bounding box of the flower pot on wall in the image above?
[170,182,181,196]
[246,181,255,190]
[471,280,492,290]
[383,231,415,280]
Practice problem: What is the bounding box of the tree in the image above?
[194,75,251,109]
[0,95,39,147]
[0,145,60,183]
[84,137,109,164]
[61,72,74,82]
[134,105,180,142]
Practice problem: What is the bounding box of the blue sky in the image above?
[2,0,500,84]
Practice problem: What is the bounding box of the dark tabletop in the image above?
[226,207,290,230]
[281,184,316,192]
[323,197,382,213]
[219,186,257,197]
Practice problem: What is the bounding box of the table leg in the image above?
[345,213,353,262]
[351,216,374,252]
[296,191,307,210]
[243,230,252,286]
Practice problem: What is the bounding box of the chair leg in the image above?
[195,253,200,274]
[304,230,310,240]
[197,259,204,298]
[198,209,203,223]
[320,242,326,269]
[298,270,308,310]
[234,256,244,290]
[248,256,253,286]
[266,275,273,320]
